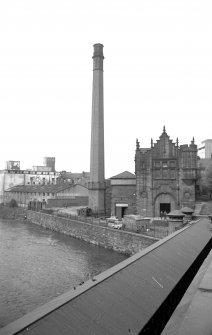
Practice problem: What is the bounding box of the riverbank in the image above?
[0,218,127,328]
[27,210,158,255]
[0,206,26,220]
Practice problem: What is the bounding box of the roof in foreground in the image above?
[1,218,211,335]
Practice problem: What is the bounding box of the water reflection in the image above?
[0,219,127,327]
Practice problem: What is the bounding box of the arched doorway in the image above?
[154,193,176,217]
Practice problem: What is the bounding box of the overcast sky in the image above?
[0,0,211,177]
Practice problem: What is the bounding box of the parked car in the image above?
[106,216,123,229]
[106,216,119,224]
[112,222,123,230]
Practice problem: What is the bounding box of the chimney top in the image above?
[93,44,104,59]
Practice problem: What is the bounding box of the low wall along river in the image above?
[27,211,158,255]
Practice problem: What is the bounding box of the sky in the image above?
[0,0,212,178]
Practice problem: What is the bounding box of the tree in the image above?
[203,164,212,198]
[9,199,18,208]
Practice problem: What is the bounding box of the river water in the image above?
[0,219,127,328]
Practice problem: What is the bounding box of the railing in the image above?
[40,208,109,227]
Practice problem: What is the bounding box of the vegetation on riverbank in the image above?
[199,201,212,215]
[0,205,26,219]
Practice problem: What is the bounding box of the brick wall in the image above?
[46,196,88,208]
[111,184,136,216]
[27,211,157,255]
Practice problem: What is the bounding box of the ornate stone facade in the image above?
[135,127,198,217]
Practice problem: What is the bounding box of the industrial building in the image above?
[0,157,59,204]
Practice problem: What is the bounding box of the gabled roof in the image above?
[110,171,135,179]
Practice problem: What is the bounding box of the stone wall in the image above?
[27,211,158,255]
[47,196,88,208]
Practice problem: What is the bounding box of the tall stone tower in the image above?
[88,43,105,216]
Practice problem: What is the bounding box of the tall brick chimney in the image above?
[88,44,105,216]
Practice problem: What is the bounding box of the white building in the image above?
[0,158,59,204]
[198,139,212,159]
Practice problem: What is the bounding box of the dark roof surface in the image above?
[181,207,194,214]
[1,219,211,335]
[168,209,185,217]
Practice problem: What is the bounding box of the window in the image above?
[162,169,169,179]
[162,161,168,168]
[154,170,161,179]
[43,193,45,196]
[170,170,176,179]
[170,161,176,167]
[154,161,161,168]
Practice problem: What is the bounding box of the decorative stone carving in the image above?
[140,191,147,198]
[184,191,191,199]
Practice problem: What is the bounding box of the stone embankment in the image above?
[27,211,158,255]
